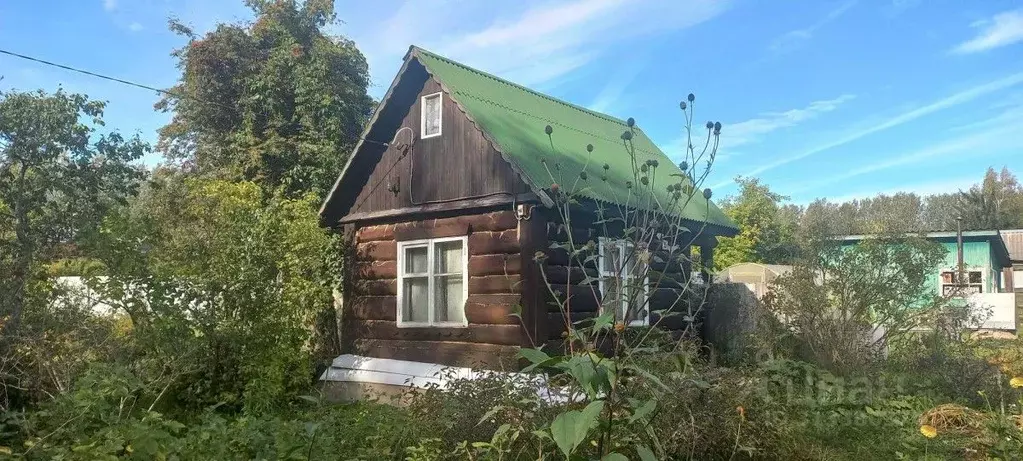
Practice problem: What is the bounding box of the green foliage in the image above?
[715,177,799,269]
[955,166,1023,230]
[0,362,420,459]
[156,0,373,198]
[92,175,333,413]
[0,280,127,409]
[764,234,952,373]
[1,88,147,339]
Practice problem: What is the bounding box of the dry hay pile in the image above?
[918,404,988,437]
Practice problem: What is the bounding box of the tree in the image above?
[714,177,799,268]
[765,234,952,373]
[856,192,925,233]
[956,167,1023,230]
[94,173,333,413]
[156,0,374,198]
[921,193,961,231]
[0,89,146,338]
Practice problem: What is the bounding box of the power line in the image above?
[1,48,176,97]
[0,47,236,111]
[0,47,391,146]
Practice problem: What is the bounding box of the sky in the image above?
[1,0,1022,204]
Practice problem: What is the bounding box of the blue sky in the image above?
[2,0,1022,203]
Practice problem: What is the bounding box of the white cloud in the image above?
[790,114,1023,194]
[718,70,1023,188]
[587,52,651,114]
[103,0,117,11]
[350,0,730,92]
[951,9,1023,54]
[724,94,855,147]
[128,22,143,32]
[769,1,856,53]
[659,94,854,163]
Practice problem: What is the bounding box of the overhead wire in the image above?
[0,47,392,147]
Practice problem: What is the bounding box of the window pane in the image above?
[602,276,621,319]
[601,241,622,274]
[434,275,464,323]
[626,250,646,280]
[435,240,463,274]
[403,277,428,322]
[424,95,441,136]
[969,271,982,284]
[404,246,428,274]
[626,278,648,324]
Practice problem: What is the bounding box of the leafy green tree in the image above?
[922,192,962,231]
[765,233,952,373]
[715,177,799,268]
[856,192,925,233]
[956,167,1023,230]
[94,173,332,413]
[156,0,374,198]
[0,89,146,338]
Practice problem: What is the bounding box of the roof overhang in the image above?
[839,230,1013,268]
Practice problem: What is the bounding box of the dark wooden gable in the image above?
[327,59,530,224]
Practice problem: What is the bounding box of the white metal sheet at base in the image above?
[319,354,574,402]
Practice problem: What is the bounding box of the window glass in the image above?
[423,94,441,137]
[598,238,649,326]
[403,278,428,322]
[405,246,428,274]
[435,240,462,274]
[398,238,466,326]
[435,275,463,323]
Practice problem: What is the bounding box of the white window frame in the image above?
[598,237,650,326]
[396,236,468,327]
[420,92,443,139]
[938,266,986,296]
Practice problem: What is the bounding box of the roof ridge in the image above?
[409,45,633,128]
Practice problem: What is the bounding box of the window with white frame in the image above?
[397,237,467,326]
[598,238,650,326]
[421,92,442,138]
[939,269,983,296]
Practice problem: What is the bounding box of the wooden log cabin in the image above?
[317,46,738,392]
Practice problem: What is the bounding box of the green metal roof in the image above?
[411,47,736,233]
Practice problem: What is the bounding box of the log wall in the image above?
[345,210,527,369]
[536,208,703,346]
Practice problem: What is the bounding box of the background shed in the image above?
[719,263,792,299]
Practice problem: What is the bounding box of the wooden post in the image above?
[700,239,717,284]
[518,204,548,348]
[956,216,965,292]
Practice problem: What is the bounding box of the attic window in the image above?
[421,92,442,138]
